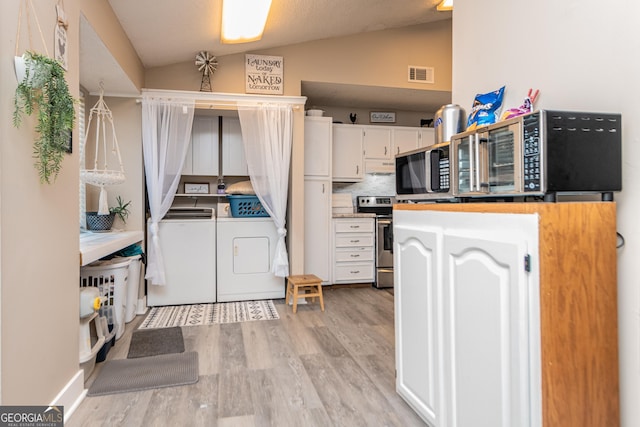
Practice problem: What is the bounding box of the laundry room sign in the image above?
[245,54,283,95]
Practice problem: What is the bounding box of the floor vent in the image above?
[408,66,434,83]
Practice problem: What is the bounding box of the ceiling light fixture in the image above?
[437,0,453,11]
[221,0,273,44]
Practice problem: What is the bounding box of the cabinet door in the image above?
[222,117,248,176]
[304,117,332,177]
[304,178,331,283]
[393,128,420,155]
[441,214,538,427]
[394,222,442,427]
[332,125,363,181]
[363,126,392,159]
[419,128,435,148]
[190,116,219,176]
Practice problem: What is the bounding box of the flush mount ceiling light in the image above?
[221,0,273,44]
[437,0,453,11]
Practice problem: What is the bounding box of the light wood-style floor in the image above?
[68,286,426,427]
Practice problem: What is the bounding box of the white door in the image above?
[191,116,219,176]
[441,215,537,427]
[222,116,248,176]
[363,126,392,159]
[332,125,363,181]
[393,128,420,155]
[394,223,442,426]
[304,117,332,177]
[304,178,331,283]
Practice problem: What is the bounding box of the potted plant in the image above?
[86,196,131,231]
[13,51,75,184]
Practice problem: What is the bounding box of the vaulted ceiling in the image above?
[81,0,452,111]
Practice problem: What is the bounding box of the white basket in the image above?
[120,255,142,323]
[80,258,131,340]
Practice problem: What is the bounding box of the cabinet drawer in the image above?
[334,263,374,282]
[335,234,374,248]
[334,220,374,233]
[334,247,374,262]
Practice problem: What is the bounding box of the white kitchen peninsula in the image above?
[394,202,619,427]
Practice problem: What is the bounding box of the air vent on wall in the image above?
[408,66,434,84]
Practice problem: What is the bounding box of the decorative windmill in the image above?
[195,51,218,92]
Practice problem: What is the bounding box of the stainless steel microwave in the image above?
[395,142,454,201]
[450,110,622,201]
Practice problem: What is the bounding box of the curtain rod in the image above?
[138,88,307,109]
[134,98,303,111]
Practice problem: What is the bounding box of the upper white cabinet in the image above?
[363,126,392,159]
[184,116,219,176]
[332,124,363,182]
[392,128,420,155]
[304,116,332,177]
[222,117,248,176]
[419,128,435,148]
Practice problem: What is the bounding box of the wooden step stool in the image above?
[286,274,325,314]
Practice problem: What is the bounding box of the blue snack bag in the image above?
[466,86,505,130]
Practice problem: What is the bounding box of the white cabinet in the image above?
[304,178,331,283]
[332,217,375,284]
[419,128,435,148]
[395,202,620,427]
[184,116,219,176]
[304,116,332,177]
[332,124,363,182]
[304,116,332,283]
[222,116,248,176]
[392,127,420,156]
[363,126,392,159]
[394,209,539,427]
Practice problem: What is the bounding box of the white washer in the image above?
[147,208,216,306]
[216,217,285,302]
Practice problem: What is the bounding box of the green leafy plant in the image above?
[110,196,131,224]
[13,51,75,184]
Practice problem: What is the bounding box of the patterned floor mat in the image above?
[139,300,279,329]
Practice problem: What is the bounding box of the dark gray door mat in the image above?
[127,326,184,359]
[87,352,199,396]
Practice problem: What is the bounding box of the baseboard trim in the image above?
[49,370,85,423]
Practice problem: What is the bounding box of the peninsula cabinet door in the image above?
[442,232,537,427]
[394,224,442,426]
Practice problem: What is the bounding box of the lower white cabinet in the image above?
[332,217,374,284]
[304,178,331,283]
[394,209,540,427]
[394,202,620,427]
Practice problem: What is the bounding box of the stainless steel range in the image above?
[357,196,394,289]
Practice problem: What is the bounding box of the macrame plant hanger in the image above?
[14,0,49,81]
[81,82,126,214]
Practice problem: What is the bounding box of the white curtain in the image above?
[142,96,195,285]
[238,103,294,277]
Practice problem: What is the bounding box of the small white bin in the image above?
[116,255,143,323]
[80,258,131,340]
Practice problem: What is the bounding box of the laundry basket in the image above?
[80,258,131,340]
[227,195,269,217]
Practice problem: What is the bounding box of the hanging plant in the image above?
[13,51,75,184]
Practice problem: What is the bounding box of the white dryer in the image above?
[216,217,285,302]
[147,208,216,306]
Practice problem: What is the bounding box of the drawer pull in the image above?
[350,239,360,243]
[350,225,360,229]
[350,270,361,274]
[350,254,360,258]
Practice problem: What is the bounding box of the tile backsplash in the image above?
[332,174,396,206]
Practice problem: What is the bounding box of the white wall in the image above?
[453,1,640,425]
